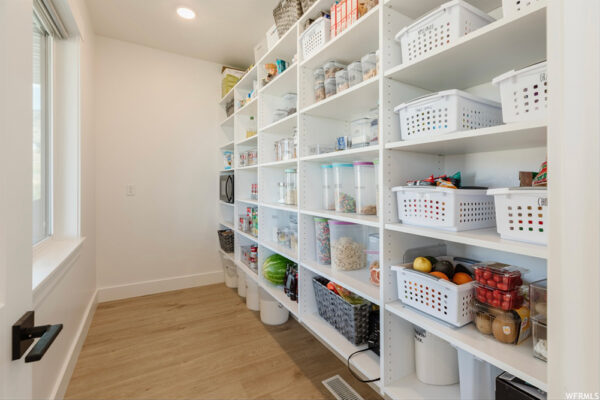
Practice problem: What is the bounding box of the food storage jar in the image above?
[532,317,547,362]
[353,161,377,215]
[361,52,377,80]
[475,283,525,311]
[239,151,247,168]
[367,233,380,285]
[288,214,298,251]
[350,118,372,148]
[314,81,326,102]
[282,92,297,115]
[333,163,356,213]
[274,140,282,161]
[321,164,335,210]
[325,77,337,98]
[280,138,294,160]
[292,128,298,159]
[324,61,345,79]
[238,215,249,232]
[271,214,280,243]
[277,182,286,204]
[272,109,288,123]
[284,168,297,205]
[313,67,325,84]
[278,227,291,248]
[314,217,331,265]
[530,279,547,321]
[414,328,459,386]
[248,150,258,165]
[472,300,531,345]
[348,61,363,86]
[373,159,379,211]
[335,69,349,92]
[328,221,365,271]
[474,262,525,291]
[365,250,379,271]
[309,144,334,155]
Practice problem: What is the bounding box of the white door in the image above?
[0,0,35,398]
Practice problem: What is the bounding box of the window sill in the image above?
[33,237,85,307]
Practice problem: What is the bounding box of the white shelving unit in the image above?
[217,1,551,397]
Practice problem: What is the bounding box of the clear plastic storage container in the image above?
[532,318,547,362]
[280,138,295,161]
[374,159,379,212]
[350,118,372,148]
[474,283,525,311]
[530,279,547,321]
[273,109,288,122]
[473,262,525,291]
[282,92,297,115]
[335,69,349,92]
[361,52,377,80]
[348,61,363,86]
[321,164,335,210]
[314,217,331,265]
[328,220,365,271]
[353,162,377,215]
[277,182,286,204]
[332,163,356,213]
[325,77,337,98]
[284,168,297,205]
[314,81,326,102]
[313,67,325,84]
[324,61,345,78]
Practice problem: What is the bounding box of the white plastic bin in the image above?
[221,253,238,288]
[237,267,247,297]
[414,328,459,385]
[353,162,376,215]
[492,61,548,124]
[394,90,502,141]
[395,0,494,64]
[502,0,543,18]
[488,188,548,245]
[333,163,356,213]
[246,279,260,311]
[328,221,365,271]
[259,289,290,325]
[392,186,496,231]
[301,17,331,60]
[458,348,503,400]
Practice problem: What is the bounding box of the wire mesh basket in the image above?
[273,0,304,37]
[217,229,234,253]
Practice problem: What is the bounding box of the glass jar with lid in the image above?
[284,168,297,205]
[277,182,286,204]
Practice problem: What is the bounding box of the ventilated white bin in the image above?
[458,348,503,400]
[392,261,475,327]
[493,61,548,124]
[394,90,502,141]
[246,279,260,311]
[237,267,247,297]
[260,289,289,325]
[502,0,544,18]
[221,253,238,288]
[300,17,331,60]
[392,186,496,231]
[415,328,459,385]
[394,0,494,64]
[488,188,548,245]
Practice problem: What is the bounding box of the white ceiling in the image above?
[85,0,280,68]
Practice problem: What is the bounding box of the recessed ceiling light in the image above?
[177,7,196,20]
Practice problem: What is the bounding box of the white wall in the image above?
[94,37,223,301]
[32,1,97,398]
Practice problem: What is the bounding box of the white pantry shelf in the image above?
[260,112,298,134]
[235,96,258,116]
[260,159,298,168]
[260,202,299,213]
[385,223,548,259]
[219,140,235,150]
[236,229,259,243]
[301,209,380,228]
[218,220,234,230]
[237,198,259,206]
[260,278,299,316]
[260,63,297,97]
[301,145,380,162]
[234,65,257,91]
[384,3,547,90]
[237,165,258,171]
[236,135,258,146]
[261,241,299,264]
[219,88,234,107]
[386,301,547,391]
[384,0,500,18]
[385,374,460,400]
[220,113,235,128]
[257,22,297,67]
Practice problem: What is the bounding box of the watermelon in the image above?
[262,254,290,285]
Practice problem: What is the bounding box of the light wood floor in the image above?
[65,284,381,400]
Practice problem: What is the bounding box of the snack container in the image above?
[348,61,363,86]
[532,317,547,362]
[328,220,365,271]
[335,69,349,92]
[313,67,325,84]
[314,217,331,265]
[361,52,377,80]
[475,283,524,311]
[324,61,346,78]
[530,279,547,321]
[472,300,531,345]
[473,262,525,291]
[325,77,337,98]
[353,161,376,215]
[321,164,335,210]
[282,92,298,115]
[332,163,356,213]
[314,81,326,102]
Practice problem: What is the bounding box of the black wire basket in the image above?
[217,229,234,253]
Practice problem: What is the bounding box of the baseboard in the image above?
[97,271,224,303]
[51,289,98,400]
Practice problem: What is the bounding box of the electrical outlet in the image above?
[126,184,136,197]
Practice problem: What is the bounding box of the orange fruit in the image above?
[452,272,473,285]
[430,271,450,281]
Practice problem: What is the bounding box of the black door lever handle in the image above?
[12,311,62,362]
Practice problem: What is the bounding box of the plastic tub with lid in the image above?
[314,81,326,102]
[325,77,337,98]
[237,267,247,297]
[332,163,356,213]
[328,220,365,271]
[313,67,325,84]
[321,164,335,210]
[284,168,297,205]
[353,162,376,215]
[348,61,363,87]
[246,279,260,311]
[350,118,372,148]
[324,60,345,79]
[457,348,502,399]
[335,69,349,92]
[282,92,297,115]
[414,327,459,385]
[361,52,377,80]
[260,288,289,325]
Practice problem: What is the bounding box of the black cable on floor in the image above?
[347,348,381,383]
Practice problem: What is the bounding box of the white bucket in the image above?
[458,348,503,399]
[237,267,247,298]
[414,328,459,386]
[246,279,260,311]
[260,289,289,325]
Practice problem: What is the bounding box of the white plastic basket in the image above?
[392,187,496,231]
[392,259,475,327]
[394,90,502,141]
[502,0,544,18]
[488,188,548,245]
[300,17,331,60]
[493,61,548,124]
[394,0,494,64]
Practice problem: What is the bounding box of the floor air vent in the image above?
[322,375,365,400]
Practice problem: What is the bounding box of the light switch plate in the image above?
[126,184,136,196]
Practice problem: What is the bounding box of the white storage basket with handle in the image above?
[392,258,475,327]
[392,186,496,231]
[493,61,548,124]
[220,252,238,288]
[394,90,502,141]
[300,17,331,60]
[502,0,544,18]
[488,187,548,245]
[394,0,494,64]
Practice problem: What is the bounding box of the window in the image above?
[33,16,52,245]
